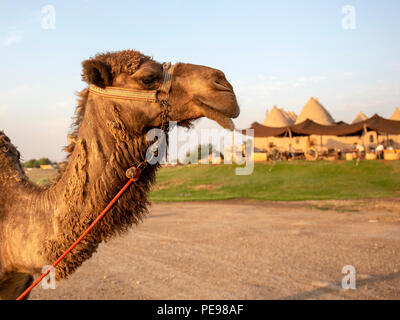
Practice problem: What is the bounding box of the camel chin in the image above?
[213,116,235,131]
[192,96,238,131]
[201,108,236,131]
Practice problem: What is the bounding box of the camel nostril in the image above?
[214,79,233,92]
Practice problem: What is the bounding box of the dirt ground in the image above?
[30,199,400,300]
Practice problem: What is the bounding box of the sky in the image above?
[0,0,399,161]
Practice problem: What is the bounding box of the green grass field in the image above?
[26,168,59,186]
[151,160,400,201]
[26,161,400,201]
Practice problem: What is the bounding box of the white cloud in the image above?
[5,84,34,95]
[3,30,23,47]
[342,72,355,77]
[235,75,328,100]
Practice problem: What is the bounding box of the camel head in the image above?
[82,50,240,134]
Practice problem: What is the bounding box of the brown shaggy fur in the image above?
[82,50,150,87]
[0,49,239,299]
[0,132,26,184]
[94,50,151,77]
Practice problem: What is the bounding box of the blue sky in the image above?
[1,0,399,161]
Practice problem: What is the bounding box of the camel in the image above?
[0,50,239,299]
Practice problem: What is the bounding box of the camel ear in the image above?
[82,59,112,88]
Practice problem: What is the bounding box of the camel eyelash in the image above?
[140,74,162,85]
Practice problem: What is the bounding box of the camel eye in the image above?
[141,75,156,85]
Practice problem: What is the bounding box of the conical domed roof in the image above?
[352,112,368,124]
[263,106,292,127]
[278,108,292,123]
[287,111,297,123]
[295,97,335,125]
[390,107,400,121]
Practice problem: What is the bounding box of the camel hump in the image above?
[0,131,25,180]
[0,131,21,160]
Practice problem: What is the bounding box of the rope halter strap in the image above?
[88,85,157,102]
[88,62,176,103]
[157,62,176,102]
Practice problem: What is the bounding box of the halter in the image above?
[89,62,175,130]
[89,62,176,170]
[88,62,175,103]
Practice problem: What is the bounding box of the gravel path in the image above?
[31,199,400,300]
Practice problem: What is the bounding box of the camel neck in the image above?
[40,94,159,279]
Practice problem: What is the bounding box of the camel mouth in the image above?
[200,105,236,130]
[194,97,239,131]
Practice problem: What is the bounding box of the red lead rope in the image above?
[16,167,142,300]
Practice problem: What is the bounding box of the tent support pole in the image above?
[320,135,322,153]
[363,124,368,152]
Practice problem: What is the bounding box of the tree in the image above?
[37,158,52,166]
[24,158,53,168]
[24,159,39,168]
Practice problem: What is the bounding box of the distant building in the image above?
[295,97,335,125]
[352,112,368,124]
[40,164,55,170]
[254,98,400,155]
[391,107,400,121]
[263,106,292,127]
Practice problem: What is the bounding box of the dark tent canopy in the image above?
[240,114,400,137]
[242,122,288,137]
